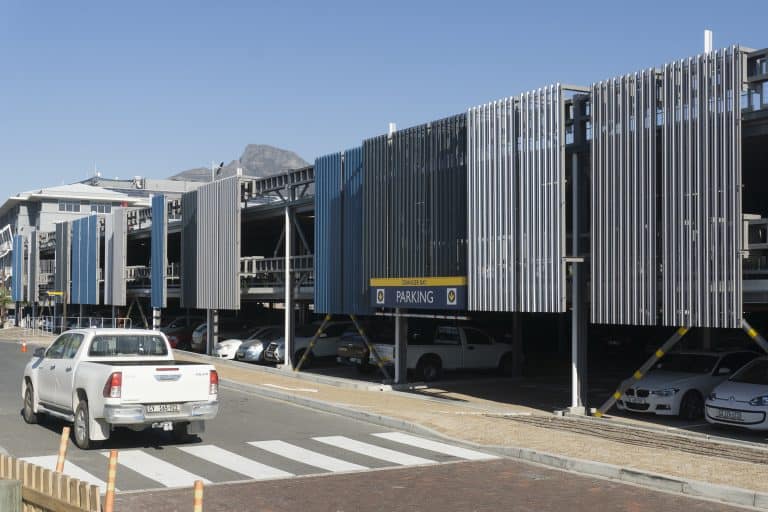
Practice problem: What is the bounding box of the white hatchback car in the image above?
[616,351,759,420]
[706,357,768,430]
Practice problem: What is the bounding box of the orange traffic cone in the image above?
[20,340,27,353]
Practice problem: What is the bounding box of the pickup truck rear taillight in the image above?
[103,372,122,398]
[209,370,219,395]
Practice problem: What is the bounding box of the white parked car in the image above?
[616,351,759,420]
[234,326,284,362]
[706,357,768,430]
[214,325,280,360]
[263,322,353,367]
[369,324,518,381]
[22,329,219,449]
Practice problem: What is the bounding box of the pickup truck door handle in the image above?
[65,367,72,372]
[49,364,56,370]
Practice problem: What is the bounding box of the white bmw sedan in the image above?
[616,351,759,420]
[706,357,768,430]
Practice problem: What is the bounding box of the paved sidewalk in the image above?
[176,351,768,495]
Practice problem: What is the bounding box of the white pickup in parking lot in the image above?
[22,328,219,449]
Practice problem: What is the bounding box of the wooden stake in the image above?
[104,450,118,512]
[55,426,70,473]
[193,479,204,512]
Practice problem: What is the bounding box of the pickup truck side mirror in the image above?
[33,347,46,358]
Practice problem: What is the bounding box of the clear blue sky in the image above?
[0,0,764,194]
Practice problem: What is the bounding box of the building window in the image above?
[58,200,80,212]
[90,203,111,214]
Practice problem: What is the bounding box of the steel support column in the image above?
[206,309,213,355]
[394,309,408,385]
[152,308,160,331]
[284,187,295,370]
[569,152,588,415]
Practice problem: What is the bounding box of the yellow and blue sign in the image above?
[369,277,467,310]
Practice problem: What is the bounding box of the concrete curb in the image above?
[222,378,768,510]
[176,349,421,391]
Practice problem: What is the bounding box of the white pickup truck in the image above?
[369,325,518,381]
[22,329,219,449]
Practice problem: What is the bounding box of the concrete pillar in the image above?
[0,480,21,512]
[395,310,408,384]
[284,187,295,370]
[702,328,712,351]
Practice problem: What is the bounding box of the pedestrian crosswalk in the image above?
[22,432,498,493]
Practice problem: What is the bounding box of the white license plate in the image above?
[625,397,646,404]
[716,409,743,421]
[146,403,181,414]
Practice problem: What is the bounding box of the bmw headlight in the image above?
[650,388,680,397]
[748,395,768,406]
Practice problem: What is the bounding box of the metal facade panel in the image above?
[518,85,566,313]
[467,97,518,311]
[591,71,658,325]
[151,196,168,309]
[104,209,127,306]
[11,234,24,302]
[70,216,100,305]
[27,231,39,303]
[314,153,343,314]
[54,222,71,297]
[661,47,744,328]
[180,190,197,308]
[342,146,370,315]
[194,177,241,310]
[362,115,467,285]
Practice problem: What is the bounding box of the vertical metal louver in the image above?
[518,85,566,313]
[180,190,198,309]
[467,98,518,311]
[314,153,343,314]
[591,70,658,325]
[70,216,100,305]
[342,147,370,315]
[661,46,744,328]
[104,209,127,306]
[54,222,71,298]
[151,196,168,309]
[11,234,24,302]
[362,115,467,283]
[27,231,39,304]
[193,177,241,310]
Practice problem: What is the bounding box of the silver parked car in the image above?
[234,326,284,363]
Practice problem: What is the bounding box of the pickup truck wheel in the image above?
[22,385,38,424]
[73,400,93,450]
[417,357,442,382]
[172,422,194,443]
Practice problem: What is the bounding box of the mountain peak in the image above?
[170,144,309,182]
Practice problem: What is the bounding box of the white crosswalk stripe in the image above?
[104,450,210,488]
[372,432,499,461]
[180,445,294,480]
[313,436,435,466]
[249,440,368,472]
[22,455,110,493]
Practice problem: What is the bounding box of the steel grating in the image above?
[591,70,658,325]
[467,97,518,311]
[151,196,167,309]
[518,85,566,313]
[661,46,744,328]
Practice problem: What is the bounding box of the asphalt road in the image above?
[0,341,750,511]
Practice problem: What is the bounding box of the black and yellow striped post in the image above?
[192,479,204,512]
[104,450,118,512]
[741,319,768,354]
[55,426,70,473]
[294,314,332,372]
[349,314,392,381]
[594,326,689,418]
